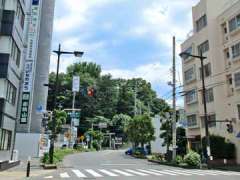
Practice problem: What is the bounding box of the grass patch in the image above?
[41,147,95,164]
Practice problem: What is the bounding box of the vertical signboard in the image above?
[72,76,80,92]
[20,0,41,124]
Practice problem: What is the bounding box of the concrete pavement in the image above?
[31,150,240,180]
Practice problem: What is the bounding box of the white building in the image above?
[151,115,167,154]
[181,0,240,164]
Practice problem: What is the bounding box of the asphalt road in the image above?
[34,150,240,180]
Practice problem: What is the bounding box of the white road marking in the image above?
[85,169,103,177]
[101,163,136,166]
[60,172,70,178]
[44,176,53,179]
[174,169,205,176]
[163,169,192,176]
[194,170,218,175]
[210,170,240,176]
[98,169,119,176]
[125,169,149,176]
[149,169,178,176]
[72,169,87,178]
[137,169,163,175]
[112,169,134,176]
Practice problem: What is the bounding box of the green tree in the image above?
[112,114,132,140]
[125,114,155,148]
[48,110,67,135]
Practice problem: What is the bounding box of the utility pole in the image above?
[200,51,211,161]
[172,36,177,161]
[50,44,83,164]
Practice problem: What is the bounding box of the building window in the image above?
[16,0,25,29]
[184,66,196,83]
[0,129,12,151]
[201,114,216,128]
[229,14,240,32]
[196,14,207,32]
[11,40,21,67]
[199,63,211,79]
[185,89,197,104]
[231,42,240,59]
[6,81,17,105]
[202,88,214,103]
[234,72,240,88]
[198,40,209,55]
[182,46,192,61]
[187,114,197,127]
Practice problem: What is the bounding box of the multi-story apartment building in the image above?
[0,0,55,160]
[0,0,30,160]
[15,0,55,159]
[181,0,240,164]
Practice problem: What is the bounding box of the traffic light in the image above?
[87,88,94,97]
[226,122,233,133]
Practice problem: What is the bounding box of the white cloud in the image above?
[126,0,199,52]
[54,0,114,33]
[102,62,172,84]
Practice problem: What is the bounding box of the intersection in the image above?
[32,150,240,180]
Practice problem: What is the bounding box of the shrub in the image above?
[202,135,236,159]
[184,151,200,167]
[175,155,183,164]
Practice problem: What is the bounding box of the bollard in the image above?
[26,156,31,177]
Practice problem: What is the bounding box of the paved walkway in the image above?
[0,158,55,180]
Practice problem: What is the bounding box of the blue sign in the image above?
[36,104,43,113]
[32,0,39,5]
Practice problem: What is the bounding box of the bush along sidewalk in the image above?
[148,151,201,169]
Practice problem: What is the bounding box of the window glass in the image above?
[184,67,195,82]
[232,42,240,59]
[187,115,197,127]
[198,40,209,55]
[200,63,211,79]
[238,104,240,120]
[196,14,207,32]
[11,39,21,67]
[6,81,17,105]
[234,72,240,88]
[186,89,197,104]
[183,46,192,60]
[203,88,214,103]
[201,114,216,128]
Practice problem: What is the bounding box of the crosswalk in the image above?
[44,168,240,179]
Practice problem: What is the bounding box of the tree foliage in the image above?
[125,114,155,147]
[47,62,170,137]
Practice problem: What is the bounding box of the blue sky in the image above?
[50,0,200,106]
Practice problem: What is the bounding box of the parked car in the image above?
[125,147,148,156]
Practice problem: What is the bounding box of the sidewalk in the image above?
[0,158,55,180]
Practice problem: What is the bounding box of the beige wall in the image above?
[181,0,240,164]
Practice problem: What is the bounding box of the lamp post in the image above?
[49,44,84,164]
[179,52,211,164]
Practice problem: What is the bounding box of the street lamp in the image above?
[49,44,84,164]
[179,51,211,165]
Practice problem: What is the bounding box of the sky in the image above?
[50,0,200,107]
